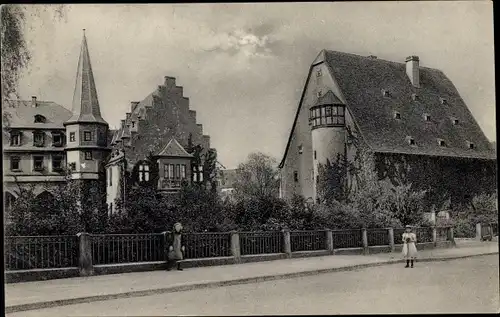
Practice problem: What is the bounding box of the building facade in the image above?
[3,30,216,215]
[279,50,497,207]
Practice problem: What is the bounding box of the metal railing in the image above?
[332,229,363,249]
[290,230,327,252]
[414,227,433,243]
[393,228,406,245]
[91,233,164,265]
[182,232,231,259]
[367,229,390,246]
[5,235,78,270]
[436,227,449,241]
[239,231,283,255]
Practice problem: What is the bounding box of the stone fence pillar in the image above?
[476,223,482,241]
[432,227,437,247]
[325,229,334,254]
[448,227,456,246]
[77,232,93,276]
[388,228,395,252]
[282,229,291,258]
[362,228,369,255]
[230,231,241,263]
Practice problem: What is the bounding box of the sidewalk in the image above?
[5,240,498,313]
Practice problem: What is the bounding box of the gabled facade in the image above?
[279,50,497,207]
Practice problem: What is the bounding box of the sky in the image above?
[18,2,495,169]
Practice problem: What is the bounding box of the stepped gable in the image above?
[114,76,212,168]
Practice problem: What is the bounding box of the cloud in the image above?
[201,28,276,59]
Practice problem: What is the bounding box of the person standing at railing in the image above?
[167,222,185,271]
[402,225,418,268]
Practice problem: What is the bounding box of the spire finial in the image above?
[83,29,86,35]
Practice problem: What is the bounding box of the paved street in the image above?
[8,255,499,316]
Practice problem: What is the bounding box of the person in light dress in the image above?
[402,225,418,268]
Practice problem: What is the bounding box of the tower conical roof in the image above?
[65,30,108,126]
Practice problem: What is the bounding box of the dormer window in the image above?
[131,121,136,128]
[437,139,447,147]
[406,136,416,146]
[316,69,322,77]
[34,115,46,123]
[451,118,459,125]
[138,163,150,182]
[466,141,475,150]
[424,114,431,122]
[317,90,322,98]
[298,144,303,154]
[394,111,401,120]
[411,93,418,101]
[440,97,447,105]
[382,89,391,97]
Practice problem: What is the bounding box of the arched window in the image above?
[34,191,55,207]
[34,115,47,123]
[138,163,150,182]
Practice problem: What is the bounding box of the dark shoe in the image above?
[405,265,409,268]
[177,267,184,271]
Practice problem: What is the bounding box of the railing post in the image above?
[77,232,93,276]
[388,228,395,252]
[362,228,369,255]
[448,226,456,246]
[432,226,437,247]
[230,231,241,263]
[476,223,482,241]
[282,229,291,258]
[325,229,334,255]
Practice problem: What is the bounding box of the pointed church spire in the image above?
[65,29,108,126]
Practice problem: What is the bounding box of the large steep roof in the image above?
[279,50,495,167]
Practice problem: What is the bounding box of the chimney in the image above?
[126,113,131,120]
[31,96,37,107]
[120,120,125,129]
[405,56,420,88]
[130,101,140,112]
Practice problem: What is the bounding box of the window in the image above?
[314,151,317,160]
[298,144,303,154]
[33,156,44,171]
[294,171,298,182]
[52,132,63,147]
[10,132,21,146]
[411,93,418,101]
[309,104,345,128]
[169,164,174,179]
[180,164,186,179]
[424,114,431,122]
[84,151,93,160]
[317,91,322,98]
[382,89,390,97]
[33,132,45,147]
[69,162,76,171]
[316,175,319,184]
[10,156,20,171]
[440,97,447,105]
[34,115,46,123]
[109,203,113,215]
[408,138,415,146]
[69,132,76,142]
[438,139,447,147]
[139,164,150,182]
[52,156,63,171]
[84,131,92,141]
[316,69,322,77]
[394,112,401,120]
[131,121,136,128]
[467,141,475,150]
[452,118,459,125]
[109,167,113,186]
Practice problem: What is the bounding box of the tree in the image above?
[233,152,279,200]
[1,4,66,98]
